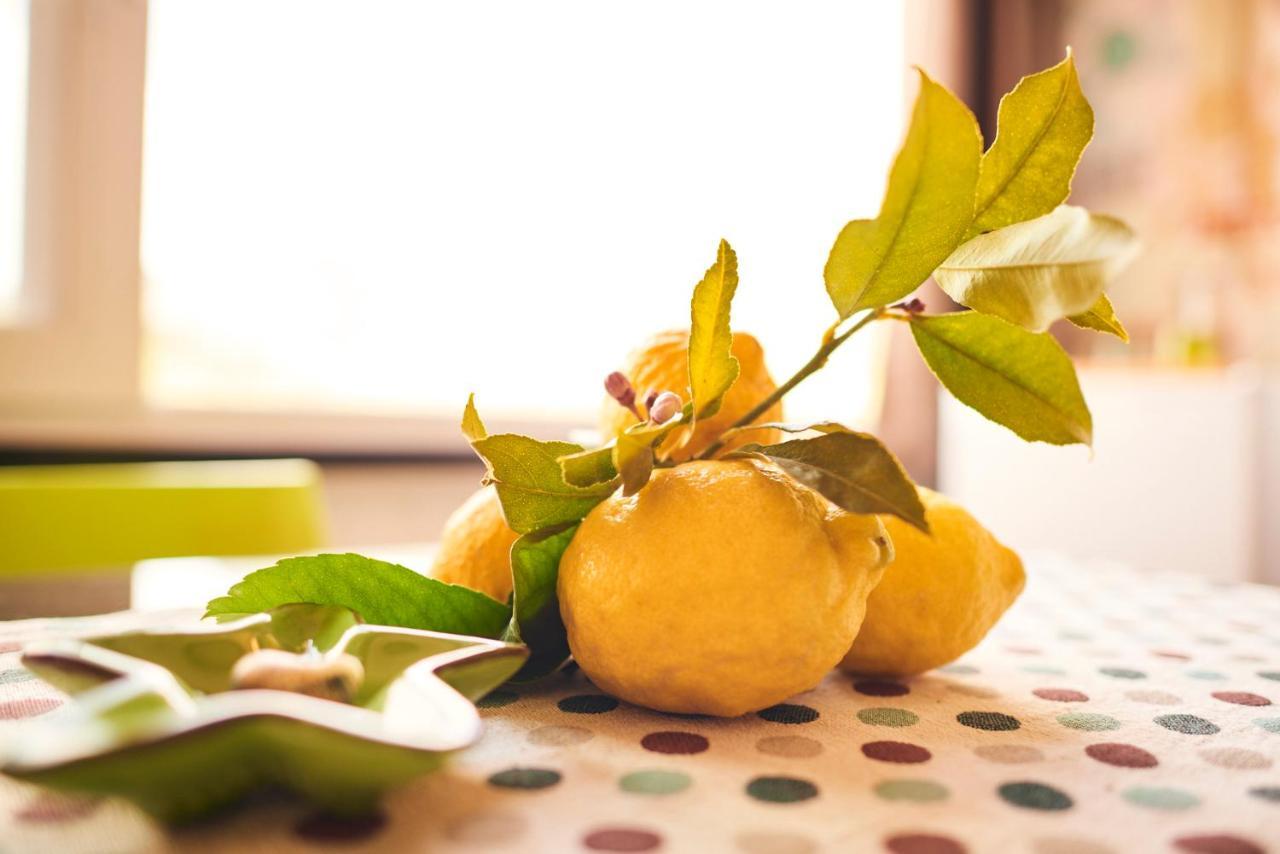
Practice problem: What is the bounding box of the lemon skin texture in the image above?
[558,459,893,716]
[429,486,518,602]
[599,330,784,461]
[839,487,1025,677]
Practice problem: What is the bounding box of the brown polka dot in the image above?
[756,735,823,759]
[527,725,593,746]
[1211,691,1270,707]
[0,697,61,719]
[861,741,931,764]
[735,830,817,853]
[294,810,387,842]
[584,827,663,851]
[1199,747,1272,770]
[1125,690,1181,705]
[1085,743,1158,768]
[15,793,100,823]
[854,678,909,697]
[974,744,1044,764]
[1173,835,1265,854]
[885,832,968,854]
[445,811,527,845]
[1033,688,1088,703]
[641,731,708,754]
[1151,650,1191,661]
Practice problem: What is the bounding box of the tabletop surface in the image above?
[1,552,1278,854]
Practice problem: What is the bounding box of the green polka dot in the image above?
[874,779,949,803]
[998,781,1072,811]
[1056,712,1120,732]
[957,711,1021,731]
[1186,670,1225,681]
[0,669,34,685]
[488,767,560,790]
[1122,786,1199,810]
[477,689,519,709]
[619,770,691,796]
[858,708,919,728]
[1154,714,1219,735]
[745,776,818,804]
[1022,665,1067,676]
[1249,786,1280,803]
[1259,671,1280,682]
[1254,718,1280,734]
[1099,667,1146,680]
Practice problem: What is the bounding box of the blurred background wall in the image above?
[2,0,1278,588]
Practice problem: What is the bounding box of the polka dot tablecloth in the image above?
[2,553,1279,853]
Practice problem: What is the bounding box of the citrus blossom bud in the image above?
[604,371,639,417]
[649,391,682,424]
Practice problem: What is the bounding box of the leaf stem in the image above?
[696,309,884,459]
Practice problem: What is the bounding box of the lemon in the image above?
[600,330,784,462]
[558,459,893,716]
[429,486,518,602]
[839,488,1024,676]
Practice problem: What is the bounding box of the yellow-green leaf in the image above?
[824,69,982,318]
[471,433,616,534]
[935,206,1137,332]
[740,428,928,533]
[1068,293,1129,342]
[688,239,740,420]
[971,50,1094,235]
[557,445,618,488]
[910,312,1092,446]
[461,393,487,442]
[612,415,686,497]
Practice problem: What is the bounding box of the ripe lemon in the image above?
[839,488,1024,676]
[599,330,784,461]
[558,459,893,716]
[429,486,518,602]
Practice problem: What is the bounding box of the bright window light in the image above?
[141,1,905,427]
[0,0,27,323]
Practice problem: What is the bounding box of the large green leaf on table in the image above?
[1068,292,1129,342]
[557,445,618,488]
[935,206,1137,332]
[824,70,982,318]
[502,523,577,680]
[688,239,740,420]
[910,312,1092,446]
[971,50,1094,235]
[470,433,617,534]
[739,428,928,533]
[205,553,512,638]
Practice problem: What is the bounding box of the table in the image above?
[1,552,1278,853]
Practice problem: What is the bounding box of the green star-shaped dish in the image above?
[0,604,528,823]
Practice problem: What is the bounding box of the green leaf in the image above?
[740,429,928,533]
[471,433,617,534]
[935,206,1138,332]
[1068,293,1129,342]
[557,445,619,488]
[972,50,1094,235]
[611,416,686,496]
[824,69,982,318]
[910,312,1092,445]
[503,523,577,681]
[688,239,741,420]
[461,393,487,442]
[204,553,511,638]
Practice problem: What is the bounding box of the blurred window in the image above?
[0,0,27,324]
[141,1,905,429]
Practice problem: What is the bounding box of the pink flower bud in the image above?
[643,389,659,411]
[648,391,682,424]
[604,371,639,416]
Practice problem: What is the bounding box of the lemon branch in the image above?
[696,308,886,459]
